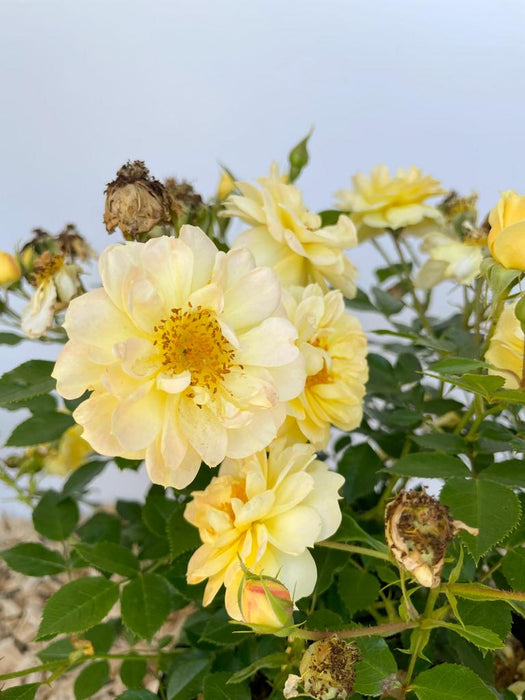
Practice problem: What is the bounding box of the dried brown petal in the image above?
[299,635,360,699]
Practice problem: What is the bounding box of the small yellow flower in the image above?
[43,425,93,476]
[184,439,344,620]
[53,229,305,489]
[0,252,21,286]
[486,301,525,389]
[415,231,485,289]
[222,163,358,298]
[488,190,525,270]
[283,284,368,447]
[336,165,445,240]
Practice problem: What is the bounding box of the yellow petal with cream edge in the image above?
[52,228,306,489]
[488,190,525,270]
[184,439,344,620]
[485,301,525,389]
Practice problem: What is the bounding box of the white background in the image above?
[1,0,525,512]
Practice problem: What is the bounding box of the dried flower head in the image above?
[298,636,360,700]
[385,490,478,587]
[103,160,171,239]
[164,177,204,224]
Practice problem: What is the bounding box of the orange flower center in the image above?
[31,252,64,286]
[153,304,235,393]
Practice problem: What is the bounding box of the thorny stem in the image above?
[290,620,419,641]
[405,588,439,687]
[316,540,390,561]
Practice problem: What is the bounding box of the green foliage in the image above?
[353,637,397,696]
[0,542,66,576]
[74,661,110,700]
[411,663,498,699]
[6,411,74,446]
[32,490,79,541]
[121,574,171,640]
[0,686,40,699]
[0,359,55,406]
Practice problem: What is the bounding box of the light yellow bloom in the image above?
[415,231,485,289]
[336,165,445,240]
[0,252,21,286]
[222,164,358,298]
[488,190,525,270]
[52,229,306,489]
[21,252,82,338]
[486,301,525,389]
[43,425,93,476]
[283,284,368,447]
[184,439,344,620]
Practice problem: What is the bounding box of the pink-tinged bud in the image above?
[0,252,21,286]
[239,574,294,632]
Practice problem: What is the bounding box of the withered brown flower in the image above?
[295,636,361,700]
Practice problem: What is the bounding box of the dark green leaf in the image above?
[456,599,512,641]
[0,359,55,406]
[306,609,345,631]
[313,548,349,596]
[389,453,470,479]
[353,637,397,696]
[432,621,503,650]
[371,286,404,316]
[334,513,388,552]
[114,457,143,471]
[121,574,171,640]
[167,648,211,700]
[6,411,75,446]
[0,685,40,700]
[204,672,250,699]
[440,478,521,562]
[33,490,79,541]
[115,693,158,700]
[411,663,497,699]
[120,658,147,688]
[199,609,244,647]
[166,507,201,561]
[77,512,121,544]
[37,638,75,663]
[318,209,342,227]
[429,358,488,374]
[0,542,66,576]
[338,443,383,503]
[142,485,176,538]
[83,620,118,654]
[0,331,24,345]
[338,568,381,616]
[74,660,110,700]
[226,652,288,684]
[75,542,140,578]
[62,461,106,496]
[411,433,467,454]
[36,577,119,640]
[502,548,525,591]
[480,460,525,489]
[345,287,376,312]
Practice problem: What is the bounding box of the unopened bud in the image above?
[385,490,478,588]
[217,171,235,200]
[104,160,171,239]
[0,252,21,286]
[239,573,294,632]
[298,636,360,700]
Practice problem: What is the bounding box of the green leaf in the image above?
[62,461,106,496]
[334,513,388,552]
[6,411,75,446]
[353,637,397,696]
[371,286,404,316]
[430,621,503,650]
[338,443,383,503]
[226,652,288,684]
[411,433,467,453]
[429,357,488,374]
[204,672,250,700]
[199,609,245,647]
[121,573,171,640]
[36,577,119,640]
[33,490,79,541]
[77,512,121,544]
[440,478,521,562]
[313,548,350,596]
[411,663,497,699]
[288,129,312,182]
[456,599,512,641]
[83,620,118,653]
[74,660,110,700]
[318,209,343,227]
[0,542,66,576]
[167,648,211,700]
[37,638,75,663]
[0,360,55,406]
[338,568,381,616]
[479,460,525,489]
[306,609,344,631]
[0,331,24,345]
[115,693,157,700]
[114,457,143,471]
[166,507,201,561]
[502,548,525,591]
[142,485,176,538]
[345,287,376,312]
[0,686,40,700]
[389,453,470,479]
[75,542,140,578]
[120,658,147,688]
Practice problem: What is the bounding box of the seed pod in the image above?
[298,636,360,700]
[103,160,171,239]
[385,490,478,588]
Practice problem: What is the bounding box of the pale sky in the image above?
[1,0,524,511]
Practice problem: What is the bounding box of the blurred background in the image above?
[1,0,524,512]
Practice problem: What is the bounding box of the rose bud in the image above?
[385,490,478,588]
[239,573,294,633]
[103,160,171,239]
[0,251,21,286]
[299,635,360,700]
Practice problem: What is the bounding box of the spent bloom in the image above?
[385,490,478,588]
[222,163,358,298]
[283,284,368,447]
[415,231,485,289]
[52,228,305,489]
[21,251,82,338]
[485,301,525,389]
[336,165,445,240]
[488,190,525,270]
[184,439,344,620]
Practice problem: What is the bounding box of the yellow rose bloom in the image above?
[485,301,525,389]
[0,252,21,286]
[283,284,368,447]
[52,228,306,489]
[184,439,344,620]
[222,164,358,298]
[415,231,485,289]
[43,425,93,476]
[336,165,445,240]
[488,190,525,270]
